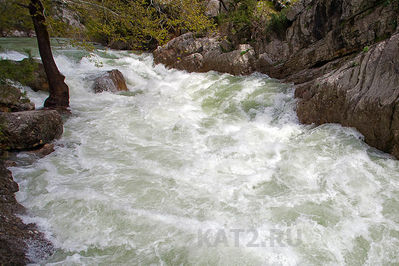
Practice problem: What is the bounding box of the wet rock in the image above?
[28,143,55,158]
[0,161,53,265]
[0,110,63,151]
[93,69,128,93]
[0,83,35,112]
[296,33,399,158]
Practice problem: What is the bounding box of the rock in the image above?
[0,161,53,264]
[152,0,399,158]
[28,61,49,92]
[202,44,256,75]
[93,69,128,93]
[257,0,398,81]
[0,84,35,112]
[0,110,63,151]
[154,33,256,75]
[28,143,55,157]
[296,33,399,158]
[205,0,221,17]
[4,160,16,167]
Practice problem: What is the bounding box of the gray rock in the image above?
[0,84,35,112]
[205,0,221,17]
[0,110,63,150]
[154,33,256,75]
[296,33,399,158]
[93,69,128,93]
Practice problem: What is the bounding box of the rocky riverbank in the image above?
[154,0,399,158]
[0,160,53,265]
[0,82,61,264]
[0,54,131,263]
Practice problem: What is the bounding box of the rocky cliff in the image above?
[154,0,399,158]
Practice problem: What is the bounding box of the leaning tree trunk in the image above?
[29,0,69,108]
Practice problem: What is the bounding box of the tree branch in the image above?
[52,0,120,16]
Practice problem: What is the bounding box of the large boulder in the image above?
[296,33,399,158]
[0,84,35,112]
[92,69,128,93]
[0,110,63,150]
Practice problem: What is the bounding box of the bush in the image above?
[266,9,291,38]
[0,53,38,86]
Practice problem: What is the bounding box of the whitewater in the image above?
[1,38,399,265]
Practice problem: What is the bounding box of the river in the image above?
[1,38,399,265]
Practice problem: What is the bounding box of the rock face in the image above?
[153,33,256,75]
[93,69,129,93]
[0,161,53,264]
[0,110,63,150]
[0,84,35,112]
[153,0,399,158]
[297,33,399,157]
[256,0,399,81]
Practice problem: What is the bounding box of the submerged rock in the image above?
[93,69,128,93]
[0,84,35,112]
[0,110,63,150]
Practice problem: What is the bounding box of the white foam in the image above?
[6,41,399,265]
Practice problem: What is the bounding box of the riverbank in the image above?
[0,159,52,264]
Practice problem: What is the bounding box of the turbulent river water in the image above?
[1,38,399,265]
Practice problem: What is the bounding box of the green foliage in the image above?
[266,10,290,37]
[240,49,250,56]
[0,56,38,86]
[0,0,33,35]
[217,0,258,42]
[78,0,214,50]
[2,0,214,51]
[363,46,370,52]
[384,0,399,8]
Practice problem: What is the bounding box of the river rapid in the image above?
[1,38,399,265]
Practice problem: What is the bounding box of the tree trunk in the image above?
[29,0,69,109]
